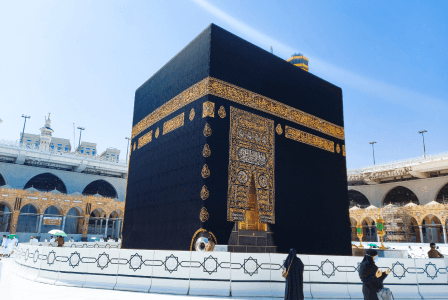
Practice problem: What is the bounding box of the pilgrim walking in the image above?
[359,249,391,300]
[284,248,305,300]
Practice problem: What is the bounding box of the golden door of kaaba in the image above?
[227,107,275,230]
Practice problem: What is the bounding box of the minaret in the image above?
[38,113,54,151]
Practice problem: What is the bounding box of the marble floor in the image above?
[0,258,287,300]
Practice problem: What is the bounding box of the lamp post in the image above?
[21,114,31,145]
[418,130,427,159]
[125,137,131,163]
[77,127,85,151]
[369,141,377,165]
[356,224,364,248]
[376,217,387,249]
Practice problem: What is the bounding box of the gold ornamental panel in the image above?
[202,101,215,118]
[227,107,275,224]
[163,112,184,135]
[285,126,334,153]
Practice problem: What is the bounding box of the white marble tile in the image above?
[188,251,231,296]
[24,245,42,281]
[414,258,448,298]
[150,250,191,295]
[55,247,90,287]
[83,248,121,289]
[230,252,272,297]
[308,254,350,298]
[270,253,312,299]
[375,257,420,299]
[35,245,61,284]
[114,249,154,292]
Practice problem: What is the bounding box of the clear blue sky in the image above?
[1,1,447,169]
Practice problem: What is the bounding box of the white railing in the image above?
[0,139,128,166]
[13,243,448,298]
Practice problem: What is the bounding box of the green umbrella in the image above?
[368,243,377,248]
[48,229,67,237]
[8,234,17,239]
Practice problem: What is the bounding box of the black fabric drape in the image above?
[359,259,388,300]
[284,248,305,300]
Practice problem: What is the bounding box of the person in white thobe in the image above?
[1,235,6,256]
[44,238,48,242]
[69,237,74,242]
[99,237,104,242]
[118,238,121,243]
[2,238,13,257]
[50,236,55,242]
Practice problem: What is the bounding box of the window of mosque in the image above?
[24,172,67,193]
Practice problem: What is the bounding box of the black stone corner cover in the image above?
[123,23,351,256]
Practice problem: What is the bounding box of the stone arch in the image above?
[382,186,420,206]
[409,216,421,243]
[362,217,377,242]
[348,190,370,208]
[0,200,13,213]
[16,204,39,233]
[109,209,123,219]
[82,180,117,198]
[0,173,6,186]
[0,202,12,232]
[422,214,443,243]
[65,207,83,235]
[435,180,448,204]
[24,172,67,194]
[42,205,62,216]
[88,208,106,235]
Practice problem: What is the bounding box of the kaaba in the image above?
[122,24,351,255]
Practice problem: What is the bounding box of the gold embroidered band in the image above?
[162,112,184,135]
[132,77,344,140]
[285,126,334,153]
[138,130,153,149]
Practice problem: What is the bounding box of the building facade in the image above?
[0,187,124,241]
[348,153,448,244]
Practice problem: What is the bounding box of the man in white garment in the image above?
[1,235,6,256]
[44,238,48,242]
[69,237,74,242]
[99,237,104,242]
[2,237,12,257]
[50,236,55,242]
[117,237,121,243]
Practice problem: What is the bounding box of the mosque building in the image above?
[348,153,448,244]
[0,114,126,241]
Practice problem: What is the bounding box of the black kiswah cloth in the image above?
[358,249,388,300]
[284,248,305,300]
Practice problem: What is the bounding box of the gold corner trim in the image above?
[218,105,226,118]
[202,101,215,118]
[285,125,334,153]
[203,123,212,137]
[202,144,211,157]
[132,77,344,140]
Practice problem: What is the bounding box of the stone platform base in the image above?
[227,224,277,253]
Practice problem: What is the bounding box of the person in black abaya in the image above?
[358,249,390,300]
[284,248,304,300]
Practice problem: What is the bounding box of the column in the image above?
[419,225,424,243]
[37,214,44,234]
[99,218,103,236]
[112,221,116,238]
[442,225,447,244]
[61,216,66,232]
[9,211,20,234]
[116,220,121,238]
[104,218,109,236]
[82,216,89,241]
[94,219,98,234]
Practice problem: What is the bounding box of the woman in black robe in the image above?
[358,249,390,300]
[284,248,304,300]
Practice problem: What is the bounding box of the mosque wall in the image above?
[0,162,126,201]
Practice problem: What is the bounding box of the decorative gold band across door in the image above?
[227,107,275,224]
[132,77,345,140]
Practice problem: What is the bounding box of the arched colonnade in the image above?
[0,187,124,240]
